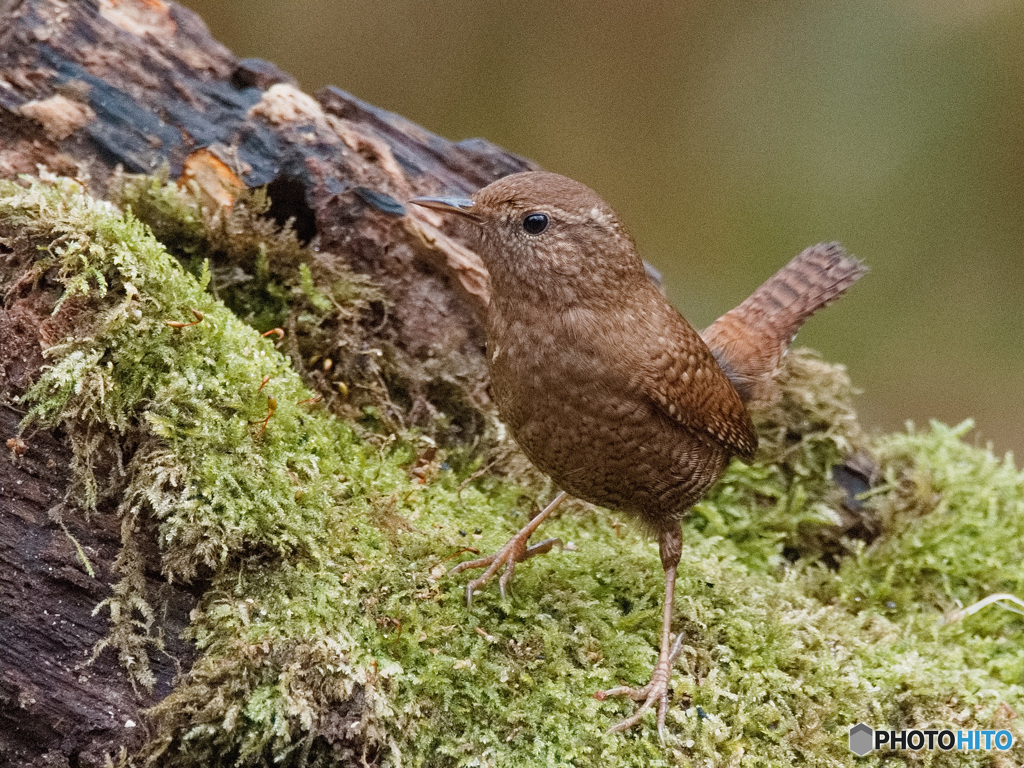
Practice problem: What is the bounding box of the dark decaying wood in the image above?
[1,403,198,767]
[0,1,531,764]
[0,0,530,342]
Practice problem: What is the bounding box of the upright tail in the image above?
[701,242,867,405]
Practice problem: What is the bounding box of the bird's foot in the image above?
[449,531,562,604]
[595,633,685,739]
[448,492,567,605]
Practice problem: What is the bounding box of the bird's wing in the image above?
[632,299,758,462]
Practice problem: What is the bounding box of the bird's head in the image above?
[410,171,647,304]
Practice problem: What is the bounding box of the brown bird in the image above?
[410,171,866,736]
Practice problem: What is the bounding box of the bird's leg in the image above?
[596,524,684,740]
[449,491,568,604]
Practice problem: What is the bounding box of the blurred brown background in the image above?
[180,0,1024,457]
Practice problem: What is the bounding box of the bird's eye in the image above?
[522,212,549,235]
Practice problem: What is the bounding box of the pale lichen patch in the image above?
[18,94,96,140]
[249,83,327,127]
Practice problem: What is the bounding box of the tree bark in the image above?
[1,403,199,767]
[0,1,525,764]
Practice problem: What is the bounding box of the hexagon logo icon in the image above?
[849,723,874,756]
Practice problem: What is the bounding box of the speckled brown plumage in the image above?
[410,170,865,736]
[702,242,868,405]
[485,238,746,534]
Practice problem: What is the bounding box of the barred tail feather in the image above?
[701,242,867,404]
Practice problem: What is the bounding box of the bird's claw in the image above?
[596,633,685,740]
[597,679,671,739]
[449,533,562,605]
[448,491,568,605]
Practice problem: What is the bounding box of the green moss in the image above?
[2,175,1022,767]
[111,172,494,449]
[690,349,866,570]
[835,421,1024,614]
[113,169,303,332]
[112,170,391,427]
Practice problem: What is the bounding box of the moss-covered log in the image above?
[1,0,534,439]
[2,3,1024,768]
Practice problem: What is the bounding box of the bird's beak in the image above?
[408,196,481,221]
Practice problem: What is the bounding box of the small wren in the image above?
[410,171,865,736]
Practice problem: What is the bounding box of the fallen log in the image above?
[0,1,527,764]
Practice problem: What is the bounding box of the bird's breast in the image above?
[485,305,726,524]
[487,307,607,428]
